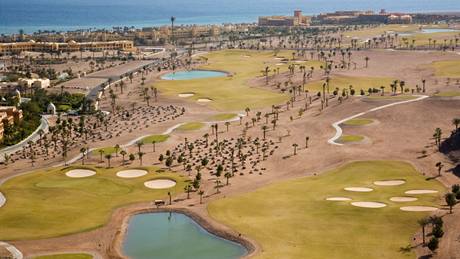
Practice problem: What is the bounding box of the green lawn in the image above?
[344,24,422,38]
[343,118,374,126]
[209,113,238,121]
[305,75,395,94]
[35,254,92,259]
[0,166,186,240]
[209,161,444,259]
[155,50,323,111]
[338,135,365,143]
[140,134,170,144]
[432,60,460,78]
[177,122,205,131]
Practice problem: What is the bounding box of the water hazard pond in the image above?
[123,212,247,259]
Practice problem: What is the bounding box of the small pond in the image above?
[123,212,247,259]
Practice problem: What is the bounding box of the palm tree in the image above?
[225,121,230,132]
[445,193,456,214]
[136,141,144,153]
[120,150,127,165]
[151,140,156,152]
[436,162,444,176]
[292,143,298,155]
[138,152,145,165]
[224,172,232,185]
[261,125,268,140]
[245,107,250,116]
[198,190,204,204]
[170,16,176,45]
[114,144,120,157]
[80,147,87,165]
[433,128,442,149]
[422,79,426,93]
[364,56,369,68]
[167,191,172,205]
[98,149,104,162]
[184,185,192,199]
[105,154,112,168]
[452,118,460,131]
[305,136,310,148]
[418,217,430,245]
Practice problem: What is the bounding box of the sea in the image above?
[1,0,460,35]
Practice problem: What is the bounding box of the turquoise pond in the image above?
[123,212,247,259]
[161,70,227,80]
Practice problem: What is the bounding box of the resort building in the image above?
[18,78,50,89]
[314,10,413,24]
[0,106,23,140]
[259,10,311,27]
[0,40,135,55]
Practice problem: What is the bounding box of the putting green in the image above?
[305,75,394,94]
[177,122,205,131]
[92,147,118,156]
[35,254,92,259]
[209,161,444,259]
[209,113,238,121]
[343,118,373,126]
[432,60,460,78]
[0,166,186,240]
[155,50,322,111]
[140,134,169,144]
[338,135,365,143]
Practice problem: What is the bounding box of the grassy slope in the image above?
[209,113,238,121]
[209,161,444,259]
[0,166,186,240]
[339,135,365,143]
[305,75,394,93]
[344,24,422,38]
[35,254,92,259]
[92,146,118,155]
[155,50,322,111]
[435,91,460,97]
[343,118,373,126]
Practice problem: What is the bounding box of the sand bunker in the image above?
[65,169,96,178]
[117,169,148,178]
[344,187,373,192]
[197,98,212,103]
[405,190,438,195]
[144,179,177,189]
[400,206,438,212]
[326,197,352,201]
[275,63,284,66]
[0,192,5,208]
[178,93,194,98]
[351,202,387,208]
[390,197,418,202]
[373,180,406,186]
[242,55,251,58]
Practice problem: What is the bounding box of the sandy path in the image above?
[0,241,23,259]
[0,192,5,208]
[328,95,429,145]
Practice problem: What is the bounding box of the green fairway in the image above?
[140,134,170,144]
[434,91,460,97]
[0,166,186,240]
[338,135,365,143]
[432,60,460,78]
[305,75,394,94]
[209,113,238,121]
[343,118,374,126]
[155,50,322,111]
[92,146,118,156]
[35,254,92,259]
[177,122,205,131]
[344,24,422,38]
[209,161,444,259]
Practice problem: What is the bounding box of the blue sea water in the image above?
[0,0,460,35]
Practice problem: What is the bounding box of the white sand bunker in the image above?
[344,187,373,192]
[197,98,212,103]
[65,169,96,178]
[405,190,438,195]
[390,197,418,202]
[400,206,438,212]
[178,93,194,98]
[326,197,352,201]
[242,55,251,58]
[374,180,406,186]
[275,63,284,66]
[0,192,5,208]
[351,202,387,208]
[117,169,148,178]
[144,179,176,189]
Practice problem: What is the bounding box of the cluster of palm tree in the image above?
[418,215,444,254]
